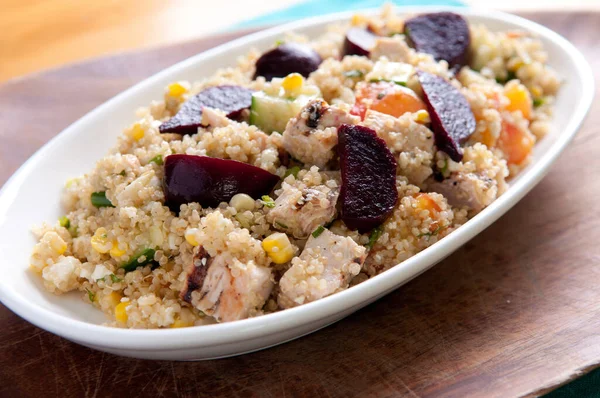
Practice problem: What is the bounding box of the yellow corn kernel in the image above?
[184,228,200,246]
[107,292,122,307]
[167,82,187,97]
[413,110,430,124]
[47,232,67,255]
[131,123,145,141]
[351,14,365,26]
[115,302,129,323]
[262,233,295,264]
[170,319,194,328]
[91,227,111,254]
[109,240,127,258]
[282,73,304,94]
[530,85,542,99]
[504,82,532,120]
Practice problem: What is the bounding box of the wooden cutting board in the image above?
[0,12,598,398]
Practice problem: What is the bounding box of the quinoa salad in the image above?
[30,6,560,329]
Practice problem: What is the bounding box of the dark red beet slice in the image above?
[253,43,322,81]
[337,124,398,233]
[404,12,470,68]
[159,85,254,135]
[418,71,475,162]
[163,154,279,211]
[343,28,378,57]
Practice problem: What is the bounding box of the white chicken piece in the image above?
[369,36,412,62]
[181,246,273,323]
[427,172,496,214]
[282,99,360,168]
[200,107,230,128]
[278,229,367,309]
[267,182,339,239]
[362,110,435,185]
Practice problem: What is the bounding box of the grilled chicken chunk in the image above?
[181,246,273,322]
[369,36,412,62]
[282,99,360,168]
[278,229,367,309]
[427,172,496,213]
[267,182,340,239]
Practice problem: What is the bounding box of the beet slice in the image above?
[343,28,378,57]
[418,71,476,162]
[159,85,254,135]
[253,43,322,81]
[163,154,279,211]
[404,12,470,68]
[337,124,398,233]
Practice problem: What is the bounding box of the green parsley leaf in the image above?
[149,154,164,165]
[343,70,364,78]
[91,191,115,208]
[85,288,96,302]
[110,274,123,283]
[533,97,545,107]
[283,166,301,179]
[275,221,288,229]
[366,226,383,249]
[59,216,70,229]
[261,195,276,208]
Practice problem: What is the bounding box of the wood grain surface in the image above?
[0,12,598,398]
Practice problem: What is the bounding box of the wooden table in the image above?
[0,12,598,398]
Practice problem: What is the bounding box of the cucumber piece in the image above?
[250,92,311,134]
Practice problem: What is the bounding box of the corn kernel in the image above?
[262,233,295,264]
[413,110,430,124]
[108,292,122,307]
[229,193,255,212]
[131,123,145,141]
[530,85,542,98]
[351,14,365,26]
[185,228,200,246]
[170,319,194,328]
[47,232,67,255]
[115,302,129,323]
[91,227,111,254]
[282,73,304,94]
[110,240,127,258]
[167,82,187,97]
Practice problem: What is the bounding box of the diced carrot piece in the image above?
[498,120,535,166]
[504,82,533,120]
[414,193,441,214]
[351,81,426,120]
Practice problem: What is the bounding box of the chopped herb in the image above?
[275,221,288,229]
[110,274,123,283]
[418,226,441,238]
[283,166,301,179]
[366,226,383,249]
[312,225,325,238]
[377,92,386,100]
[69,225,78,238]
[496,70,517,84]
[91,191,114,208]
[119,170,127,176]
[343,70,364,78]
[85,288,96,302]
[533,97,545,107]
[149,154,164,165]
[275,39,285,46]
[369,78,407,87]
[439,159,450,178]
[59,216,70,229]
[261,195,276,208]
[120,248,157,273]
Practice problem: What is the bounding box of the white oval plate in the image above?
[0,6,593,360]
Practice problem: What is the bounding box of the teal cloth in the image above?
[237,1,598,396]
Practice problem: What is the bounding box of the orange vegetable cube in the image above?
[504,82,533,120]
[351,81,426,120]
[498,120,535,166]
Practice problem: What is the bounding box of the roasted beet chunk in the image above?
[337,124,398,233]
[343,28,378,57]
[159,85,254,135]
[404,12,470,68]
[418,71,476,162]
[163,154,279,211]
[253,43,322,81]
